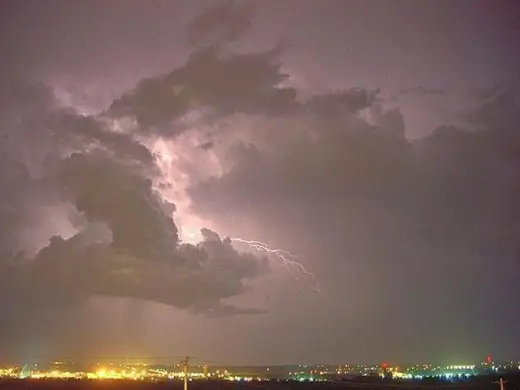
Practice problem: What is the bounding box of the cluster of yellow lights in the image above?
[0,368,16,378]
[85,368,211,380]
[0,365,269,382]
[91,368,149,380]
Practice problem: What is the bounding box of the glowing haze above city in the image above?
[0,0,519,366]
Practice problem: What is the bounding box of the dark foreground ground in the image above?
[0,374,518,390]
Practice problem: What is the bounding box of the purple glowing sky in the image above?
[0,0,519,365]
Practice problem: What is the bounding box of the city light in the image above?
[0,363,269,382]
[1,360,519,383]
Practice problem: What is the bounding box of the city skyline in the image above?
[1,357,518,380]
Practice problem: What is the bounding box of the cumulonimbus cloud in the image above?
[1,0,519,360]
[1,3,284,323]
[186,83,520,353]
[0,76,270,319]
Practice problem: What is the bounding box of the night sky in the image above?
[0,0,519,366]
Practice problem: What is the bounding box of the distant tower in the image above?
[203,364,208,378]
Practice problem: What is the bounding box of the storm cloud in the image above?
[1,0,519,365]
[106,2,295,136]
[187,85,520,360]
[0,71,270,323]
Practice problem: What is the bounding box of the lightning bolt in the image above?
[230,238,322,294]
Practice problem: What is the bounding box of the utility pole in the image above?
[181,357,189,390]
[493,378,507,390]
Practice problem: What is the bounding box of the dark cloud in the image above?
[187,85,520,361]
[51,111,156,167]
[108,45,296,135]
[0,77,155,170]
[104,2,294,137]
[0,223,269,359]
[0,76,270,321]
[0,79,64,258]
[0,150,268,319]
[0,78,158,262]
[187,0,254,48]
[57,152,178,261]
[0,4,282,361]
[305,88,380,116]
[1,227,268,311]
